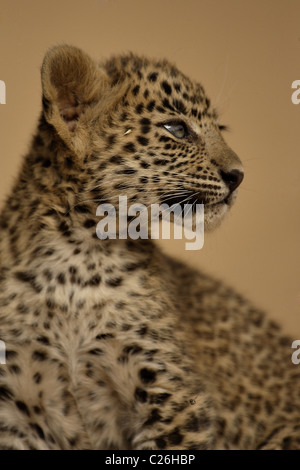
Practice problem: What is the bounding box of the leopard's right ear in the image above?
[41,45,109,154]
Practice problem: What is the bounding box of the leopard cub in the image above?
[0,45,299,450]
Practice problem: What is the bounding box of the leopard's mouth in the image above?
[160,191,234,211]
[157,190,238,232]
[209,191,235,207]
[153,189,238,233]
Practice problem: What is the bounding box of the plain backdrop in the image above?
[0,0,299,335]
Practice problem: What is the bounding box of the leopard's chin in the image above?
[204,203,229,232]
[204,190,238,232]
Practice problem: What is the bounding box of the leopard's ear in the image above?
[41,45,108,153]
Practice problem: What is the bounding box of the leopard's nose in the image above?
[220,168,244,193]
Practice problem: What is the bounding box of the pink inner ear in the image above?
[57,91,81,131]
[59,104,79,131]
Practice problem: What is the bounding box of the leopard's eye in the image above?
[163,121,187,139]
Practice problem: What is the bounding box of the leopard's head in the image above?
[41,45,243,234]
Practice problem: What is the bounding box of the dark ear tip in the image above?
[40,45,105,138]
[41,44,70,74]
[41,44,93,85]
[41,45,99,101]
[42,44,82,65]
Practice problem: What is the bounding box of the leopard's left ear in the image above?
[41,45,108,153]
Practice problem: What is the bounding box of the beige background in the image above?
[0,0,299,335]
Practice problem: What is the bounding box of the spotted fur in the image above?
[0,45,299,450]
